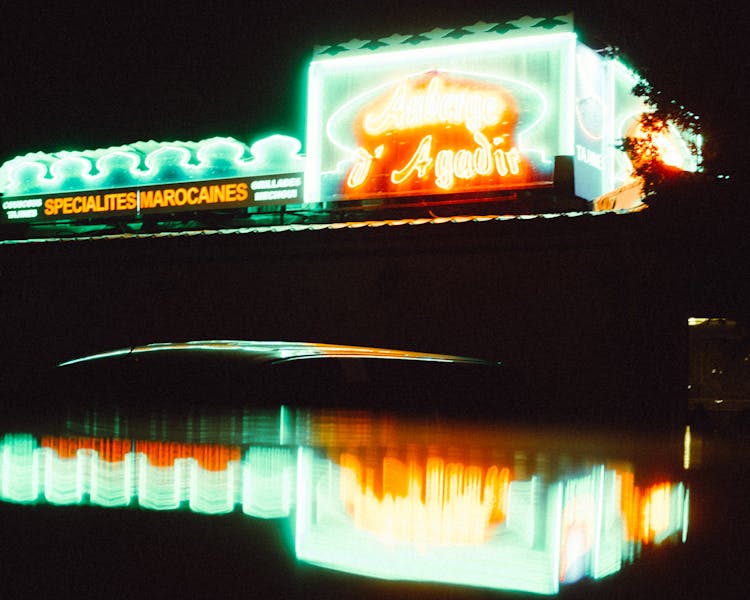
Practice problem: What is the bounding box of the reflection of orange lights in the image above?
[641,483,672,543]
[40,436,240,471]
[42,436,132,462]
[135,441,240,471]
[615,470,673,545]
[618,470,641,543]
[345,73,534,197]
[558,470,681,583]
[339,452,509,545]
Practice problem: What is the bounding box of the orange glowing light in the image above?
[40,437,241,471]
[344,73,535,197]
[339,452,509,545]
[618,469,642,543]
[614,471,674,545]
[626,117,687,171]
[134,441,240,471]
[41,436,132,462]
[641,483,672,543]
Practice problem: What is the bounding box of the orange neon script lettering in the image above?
[364,77,503,135]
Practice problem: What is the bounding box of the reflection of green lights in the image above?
[294,451,563,595]
[243,447,295,518]
[0,434,295,517]
[0,433,40,503]
[682,489,690,544]
[1,429,690,594]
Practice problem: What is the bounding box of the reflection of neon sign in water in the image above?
[1,428,689,596]
[297,444,689,595]
[641,483,678,544]
[339,453,510,545]
[0,433,293,517]
[333,72,545,197]
[558,469,689,584]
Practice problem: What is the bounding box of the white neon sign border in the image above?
[306,32,575,203]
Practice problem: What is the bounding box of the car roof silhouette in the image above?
[59,340,496,367]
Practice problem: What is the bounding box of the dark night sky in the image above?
[0,1,745,174]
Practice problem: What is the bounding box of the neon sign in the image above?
[0,175,305,224]
[0,135,305,224]
[342,73,534,197]
[362,76,505,135]
[306,29,573,204]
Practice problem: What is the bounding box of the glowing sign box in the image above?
[0,14,702,227]
[0,134,305,224]
[305,16,698,204]
[306,26,574,203]
[0,174,304,224]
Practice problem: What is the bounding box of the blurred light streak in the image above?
[1,422,690,595]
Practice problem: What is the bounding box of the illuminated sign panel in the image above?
[574,44,611,200]
[306,31,576,203]
[0,134,305,224]
[0,174,304,223]
[306,19,700,206]
[0,15,702,227]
